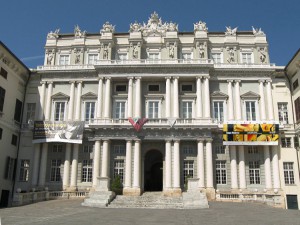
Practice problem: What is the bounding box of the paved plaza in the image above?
[0,199,300,225]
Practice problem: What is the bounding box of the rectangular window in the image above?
[83,145,93,153]
[181,84,193,92]
[293,79,299,91]
[114,159,125,184]
[295,97,300,122]
[148,84,160,92]
[0,127,2,139]
[5,157,15,180]
[59,55,70,65]
[19,160,30,182]
[11,134,18,146]
[88,54,98,64]
[283,162,295,185]
[85,102,95,122]
[14,99,23,123]
[249,161,260,184]
[82,159,93,182]
[183,160,194,184]
[215,145,225,154]
[114,145,125,154]
[211,53,222,63]
[248,146,258,154]
[278,103,289,124]
[148,53,159,60]
[52,144,63,153]
[183,146,194,155]
[241,53,252,64]
[213,101,224,122]
[0,67,8,79]
[182,101,193,119]
[245,101,256,121]
[50,160,61,182]
[115,85,127,92]
[115,101,126,119]
[216,161,227,184]
[148,101,159,119]
[26,103,36,123]
[0,86,5,112]
[281,137,292,148]
[54,102,66,121]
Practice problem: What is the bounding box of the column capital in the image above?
[266,79,272,83]
[173,76,179,80]
[102,139,111,143]
[40,81,46,85]
[173,139,180,143]
[105,77,111,80]
[258,79,265,83]
[69,81,76,84]
[125,139,133,143]
[76,80,83,84]
[135,76,142,80]
[196,76,203,80]
[165,76,172,80]
[127,76,134,80]
[197,138,205,143]
[203,75,210,80]
[98,76,104,81]
[227,79,233,83]
[205,138,213,143]
[234,79,241,83]
[47,81,53,85]
[165,139,172,143]
[134,139,141,143]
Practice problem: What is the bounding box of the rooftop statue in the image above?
[141,12,171,36]
[47,29,60,39]
[74,25,86,38]
[129,21,142,32]
[166,21,178,32]
[194,21,208,32]
[225,26,238,36]
[100,21,115,34]
[252,26,265,36]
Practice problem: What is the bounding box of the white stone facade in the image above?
[13,13,300,209]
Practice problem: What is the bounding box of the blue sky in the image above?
[1,0,299,68]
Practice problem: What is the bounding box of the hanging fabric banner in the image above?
[128,117,148,132]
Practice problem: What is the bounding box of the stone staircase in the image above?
[108,192,184,209]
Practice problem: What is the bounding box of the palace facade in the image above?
[12,13,300,209]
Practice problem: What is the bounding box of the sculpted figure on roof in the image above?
[47,29,60,39]
[225,26,238,36]
[74,25,86,38]
[100,21,115,34]
[252,26,265,36]
[129,21,142,32]
[141,12,169,36]
[194,21,208,32]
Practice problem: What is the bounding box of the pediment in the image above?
[52,92,69,99]
[240,91,260,99]
[81,92,97,99]
[210,91,228,99]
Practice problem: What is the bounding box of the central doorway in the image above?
[144,150,163,191]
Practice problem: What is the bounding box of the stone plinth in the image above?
[163,188,182,197]
[123,188,141,196]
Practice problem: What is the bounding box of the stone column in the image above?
[38,82,46,119]
[204,77,211,118]
[134,77,141,118]
[264,146,272,189]
[165,140,172,189]
[173,140,180,189]
[104,77,111,119]
[259,80,266,120]
[38,143,48,187]
[68,81,75,121]
[45,82,53,120]
[205,139,213,188]
[238,146,246,189]
[124,140,132,188]
[196,77,203,118]
[266,80,274,120]
[234,80,242,120]
[63,143,71,189]
[74,81,82,120]
[133,140,141,191]
[173,77,179,118]
[272,146,281,189]
[227,80,234,120]
[31,144,41,186]
[101,140,110,177]
[230,146,238,189]
[70,144,79,189]
[197,139,205,188]
[96,77,103,119]
[165,77,171,118]
[92,140,101,187]
[127,77,133,118]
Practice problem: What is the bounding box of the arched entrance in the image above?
[144,150,163,191]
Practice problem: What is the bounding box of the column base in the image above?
[205,188,216,200]
[163,188,182,197]
[123,187,141,196]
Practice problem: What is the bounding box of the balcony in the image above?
[37,64,95,71]
[214,63,276,69]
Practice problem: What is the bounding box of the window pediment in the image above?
[210,91,228,99]
[81,92,97,99]
[241,91,260,100]
[52,92,69,100]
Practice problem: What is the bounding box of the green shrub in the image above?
[111,175,123,195]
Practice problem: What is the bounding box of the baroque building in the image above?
[13,13,300,209]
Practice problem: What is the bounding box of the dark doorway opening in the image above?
[0,190,10,208]
[286,195,298,209]
[144,150,163,191]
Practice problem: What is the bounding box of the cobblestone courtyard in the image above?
[1,199,300,225]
